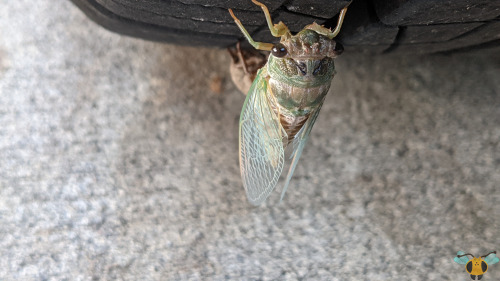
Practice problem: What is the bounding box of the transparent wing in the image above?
[239,68,285,205]
[484,252,499,265]
[280,100,325,201]
[454,251,470,265]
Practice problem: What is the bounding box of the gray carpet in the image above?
[1,1,499,280]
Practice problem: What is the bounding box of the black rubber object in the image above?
[70,0,500,54]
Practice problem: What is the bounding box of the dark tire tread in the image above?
[70,0,500,54]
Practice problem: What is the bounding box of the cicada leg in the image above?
[228,9,273,51]
[251,0,291,39]
[304,6,349,39]
[329,6,348,38]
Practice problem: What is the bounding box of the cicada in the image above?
[229,1,348,205]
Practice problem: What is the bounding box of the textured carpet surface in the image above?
[1,1,499,280]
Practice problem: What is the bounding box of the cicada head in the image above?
[282,24,344,60]
[229,1,348,86]
[267,25,344,87]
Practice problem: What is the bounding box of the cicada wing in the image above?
[280,100,325,201]
[484,253,499,265]
[454,251,470,265]
[239,69,285,205]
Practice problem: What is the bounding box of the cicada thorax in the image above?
[265,29,342,144]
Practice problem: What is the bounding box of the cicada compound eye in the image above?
[271,43,287,57]
[334,42,344,55]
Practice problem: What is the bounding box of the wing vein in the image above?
[239,68,285,205]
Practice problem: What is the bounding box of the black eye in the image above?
[334,42,344,55]
[271,43,287,57]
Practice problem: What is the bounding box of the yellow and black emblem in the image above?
[454,251,499,280]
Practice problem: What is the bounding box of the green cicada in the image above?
[229,1,348,205]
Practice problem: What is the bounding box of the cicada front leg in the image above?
[228,9,274,51]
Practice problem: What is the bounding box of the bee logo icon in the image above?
[454,251,499,280]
